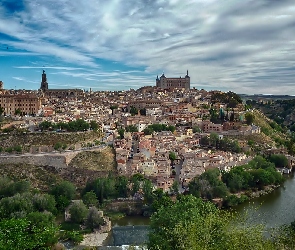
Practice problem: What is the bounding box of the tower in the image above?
[40,70,48,90]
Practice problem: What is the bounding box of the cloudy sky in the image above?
[0,0,295,94]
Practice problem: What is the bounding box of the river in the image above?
[233,173,295,229]
[100,174,295,248]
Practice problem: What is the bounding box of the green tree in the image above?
[115,176,129,198]
[209,132,219,147]
[110,105,118,115]
[82,191,98,208]
[269,154,288,168]
[69,201,88,224]
[32,193,57,214]
[200,136,210,146]
[14,145,22,153]
[0,193,34,219]
[54,142,63,151]
[169,151,177,166]
[50,181,76,210]
[142,179,154,203]
[130,106,138,116]
[170,180,179,195]
[140,108,146,116]
[14,108,22,116]
[90,120,99,131]
[192,125,201,133]
[126,125,138,132]
[189,168,228,200]
[39,120,53,131]
[51,181,76,200]
[245,112,254,125]
[0,179,30,198]
[143,127,154,135]
[0,217,58,250]
[85,206,104,231]
[151,189,173,212]
[118,128,125,139]
[131,178,140,196]
[148,195,224,250]
[148,195,285,250]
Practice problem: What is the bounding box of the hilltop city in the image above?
[1,70,294,193]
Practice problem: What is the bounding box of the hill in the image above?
[0,146,117,192]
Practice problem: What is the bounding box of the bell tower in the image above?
[40,70,48,90]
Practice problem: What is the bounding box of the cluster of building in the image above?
[113,130,251,191]
[0,70,262,191]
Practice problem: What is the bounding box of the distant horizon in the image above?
[4,83,295,98]
[1,1,295,95]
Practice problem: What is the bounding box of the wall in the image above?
[0,147,105,169]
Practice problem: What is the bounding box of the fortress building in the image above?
[156,70,190,90]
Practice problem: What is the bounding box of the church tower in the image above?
[40,70,48,90]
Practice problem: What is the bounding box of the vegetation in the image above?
[50,181,76,211]
[189,168,228,200]
[0,177,107,248]
[143,123,176,135]
[148,195,295,250]
[85,206,104,231]
[0,217,59,250]
[187,156,284,205]
[130,106,138,116]
[39,119,99,132]
[269,154,288,168]
[245,112,254,125]
[211,91,242,108]
[69,201,88,224]
[125,125,138,132]
[200,134,241,153]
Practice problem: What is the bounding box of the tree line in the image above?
[39,119,99,132]
[148,195,295,250]
[188,155,285,207]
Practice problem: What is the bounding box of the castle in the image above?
[156,70,190,90]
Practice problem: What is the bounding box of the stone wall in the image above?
[0,147,105,169]
[0,154,68,169]
[105,200,145,216]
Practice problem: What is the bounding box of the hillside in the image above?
[222,108,290,154]
[0,146,117,191]
[0,130,101,152]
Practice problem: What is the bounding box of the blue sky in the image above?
[0,0,295,94]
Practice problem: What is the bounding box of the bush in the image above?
[64,231,84,245]
[85,207,104,231]
[69,201,88,224]
[14,145,22,153]
[5,147,13,153]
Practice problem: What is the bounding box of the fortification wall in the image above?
[0,147,104,169]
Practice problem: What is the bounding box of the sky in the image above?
[0,0,295,94]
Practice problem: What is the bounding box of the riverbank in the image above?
[246,184,281,198]
[79,232,109,248]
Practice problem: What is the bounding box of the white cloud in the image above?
[1,0,295,93]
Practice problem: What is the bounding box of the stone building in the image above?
[0,92,41,115]
[39,70,84,99]
[156,70,190,90]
